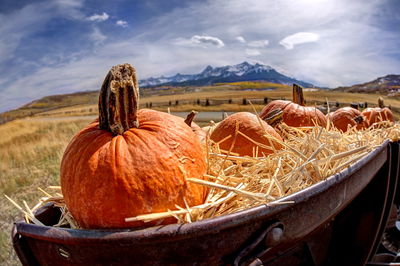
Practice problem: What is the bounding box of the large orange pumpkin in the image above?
[210,112,283,157]
[326,107,368,132]
[60,64,207,229]
[259,84,327,127]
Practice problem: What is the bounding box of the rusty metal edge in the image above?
[11,224,39,266]
[366,142,399,261]
[14,140,391,245]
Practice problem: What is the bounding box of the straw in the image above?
[6,121,400,228]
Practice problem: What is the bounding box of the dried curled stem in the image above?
[184,110,198,127]
[98,63,139,135]
[292,83,305,106]
[262,109,283,127]
[354,115,365,124]
[378,97,384,108]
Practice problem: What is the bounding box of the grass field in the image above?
[0,118,92,265]
[1,81,400,264]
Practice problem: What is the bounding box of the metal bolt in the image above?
[265,227,283,247]
[58,247,70,259]
[248,258,264,266]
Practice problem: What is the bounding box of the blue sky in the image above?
[0,0,400,112]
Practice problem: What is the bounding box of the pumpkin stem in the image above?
[99,63,139,135]
[378,97,384,108]
[184,110,198,127]
[292,84,305,106]
[354,115,364,124]
[262,109,283,127]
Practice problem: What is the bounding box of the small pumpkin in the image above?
[259,84,327,127]
[60,64,207,229]
[362,97,394,126]
[326,107,368,132]
[210,112,283,157]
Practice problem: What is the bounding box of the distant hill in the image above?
[334,74,400,96]
[0,91,98,124]
[139,61,315,88]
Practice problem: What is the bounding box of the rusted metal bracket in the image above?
[234,221,284,266]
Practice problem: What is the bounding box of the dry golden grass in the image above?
[0,118,92,264]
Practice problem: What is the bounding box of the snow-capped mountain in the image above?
[139,62,314,88]
[335,74,400,96]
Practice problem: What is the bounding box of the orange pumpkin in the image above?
[362,107,394,126]
[60,64,207,229]
[210,112,283,157]
[362,98,394,126]
[326,107,368,132]
[259,84,327,127]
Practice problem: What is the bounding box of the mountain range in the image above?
[335,74,400,96]
[139,62,314,88]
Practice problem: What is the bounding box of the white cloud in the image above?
[2,0,400,112]
[247,40,269,48]
[0,0,84,62]
[279,32,320,50]
[116,20,128,27]
[245,49,261,56]
[190,35,225,48]
[53,0,85,20]
[236,36,246,43]
[87,12,109,22]
[174,35,225,48]
[90,27,106,45]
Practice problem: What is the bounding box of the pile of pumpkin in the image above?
[17,63,399,229]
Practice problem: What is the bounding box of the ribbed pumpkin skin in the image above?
[362,107,394,125]
[61,109,206,229]
[259,100,327,127]
[327,107,368,132]
[210,112,282,157]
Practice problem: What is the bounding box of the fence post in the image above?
[350,103,359,109]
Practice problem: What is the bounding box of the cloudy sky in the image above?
[1,0,400,112]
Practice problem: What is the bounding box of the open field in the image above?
[3,82,400,123]
[0,118,92,265]
[31,82,400,120]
